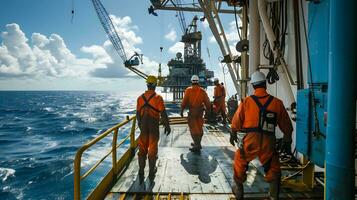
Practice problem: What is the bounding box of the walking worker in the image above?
[181,75,211,152]
[213,78,227,124]
[136,75,171,184]
[230,71,293,200]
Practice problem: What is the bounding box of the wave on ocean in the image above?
[0,91,137,200]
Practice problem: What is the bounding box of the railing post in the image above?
[130,117,136,149]
[74,150,83,200]
[112,129,118,172]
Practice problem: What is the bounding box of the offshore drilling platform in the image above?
[162,16,214,101]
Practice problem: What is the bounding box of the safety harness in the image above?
[139,93,160,114]
[241,95,276,134]
[237,95,278,171]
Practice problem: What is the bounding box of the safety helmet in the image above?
[214,78,219,82]
[250,71,266,85]
[191,75,199,83]
[146,75,157,84]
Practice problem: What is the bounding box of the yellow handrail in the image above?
[74,115,137,200]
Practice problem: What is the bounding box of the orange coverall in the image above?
[231,88,293,183]
[213,83,226,117]
[181,85,211,145]
[136,90,165,160]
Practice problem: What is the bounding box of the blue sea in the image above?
[0,91,138,200]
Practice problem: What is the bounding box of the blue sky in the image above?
[0,0,239,93]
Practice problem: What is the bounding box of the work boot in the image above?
[191,142,202,149]
[138,156,146,184]
[222,115,227,125]
[148,157,157,183]
[268,179,280,200]
[189,145,201,153]
[232,182,244,200]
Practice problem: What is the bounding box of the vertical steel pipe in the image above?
[240,3,249,98]
[293,0,303,89]
[248,0,260,95]
[326,0,357,199]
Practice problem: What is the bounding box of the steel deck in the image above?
[105,123,323,200]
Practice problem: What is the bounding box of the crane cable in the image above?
[71,0,75,23]
[233,5,242,41]
[219,56,230,98]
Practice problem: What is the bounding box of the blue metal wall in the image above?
[296,89,327,167]
[296,0,329,168]
[307,0,329,84]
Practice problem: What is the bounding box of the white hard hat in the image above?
[191,75,199,83]
[250,71,266,85]
[214,78,219,82]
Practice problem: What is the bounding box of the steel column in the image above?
[248,0,260,95]
[326,0,357,199]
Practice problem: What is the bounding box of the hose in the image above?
[266,68,279,84]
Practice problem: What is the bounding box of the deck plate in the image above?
[107,123,323,199]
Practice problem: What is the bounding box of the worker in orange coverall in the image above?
[213,78,227,124]
[180,75,211,152]
[230,71,293,200]
[136,75,171,184]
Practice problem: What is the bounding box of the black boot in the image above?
[148,157,157,183]
[190,142,202,149]
[222,112,227,125]
[269,179,280,200]
[138,156,146,184]
[232,182,244,200]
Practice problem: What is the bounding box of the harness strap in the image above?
[250,95,274,111]
[139,93,160,113]
[240,95,274,133]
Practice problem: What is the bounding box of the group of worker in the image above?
[135,71,293,200]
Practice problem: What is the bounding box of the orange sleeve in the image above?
[203,90,211,112]
[222,85,226,98]
[231,100,245,132]
[157,95,165,112]
[181,88,190,110]
[277,100,293,137]
[136,96,142,112]
[214,86,218,97]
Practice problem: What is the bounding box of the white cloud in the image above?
[202,20,209,29]
[209,21,241,44]
[168,42,184,54]
[0,23,98,78]
[164,29,177,41]
[0,15,162,81]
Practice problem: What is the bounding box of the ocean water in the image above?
[0,91,138,200]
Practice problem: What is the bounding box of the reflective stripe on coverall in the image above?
[181,85,211,145]
[231,88,293,183]
[213,84,226,119]
[136,90,165,160]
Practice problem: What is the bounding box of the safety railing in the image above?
[74,115,137,200]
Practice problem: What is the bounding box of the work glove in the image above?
[164,125,171,136]
[281,136,292,154]
[230,130,238,146]
[180,110,184,117]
